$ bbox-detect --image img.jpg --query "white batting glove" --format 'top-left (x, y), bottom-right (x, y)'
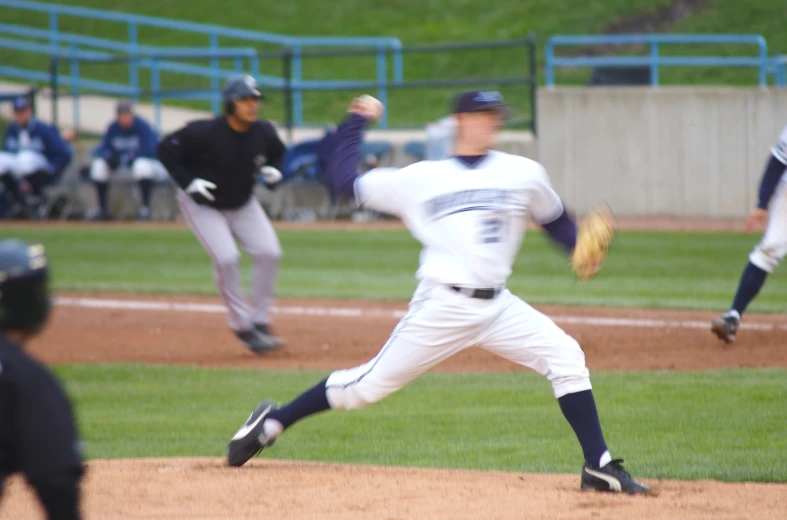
top-left (260, 166), bottom-right (283, 184)
top-left (185, 178), bottom-right (217, 202)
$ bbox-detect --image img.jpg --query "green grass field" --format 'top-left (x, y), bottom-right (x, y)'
top-left (0, 225), bottom-right (785, 312)
top-left (57, 363), bottom-right (787, 482)
top-left (2, 224), bottom-right (784, 484)
top-left (2, 0), bottom-right (785, 125)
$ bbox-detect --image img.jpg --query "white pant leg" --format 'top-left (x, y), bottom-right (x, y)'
top-left (750, 178), bottom-right (787, 273)
top-left (131, 158), bottom-right (169, 181)
top-left (90, 157), bottom-right (111, 182)
top-left (325, 284), bottom-right (487, 410)
top-left (225, 196), bottom-right (282, 325)
top-left (12, 151), bottom-right (48, 178)
top-left (177, 190), bottom-right (252, 331)
top-left (476, 290), bottom-right (591, 399)
top-left (0, 152), bottom-right (16, 176)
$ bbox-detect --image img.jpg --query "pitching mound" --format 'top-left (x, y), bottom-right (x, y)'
top-left (2, 458), bottom-right (784, 519)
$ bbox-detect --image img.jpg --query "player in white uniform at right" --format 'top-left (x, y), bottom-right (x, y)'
top-left (711, 123), bottom-right (787, 343)
top-left (226, 91), bottom-right (651, 494)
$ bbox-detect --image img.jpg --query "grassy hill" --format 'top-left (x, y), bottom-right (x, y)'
top-left (2, 0), bottom-right (785, 126)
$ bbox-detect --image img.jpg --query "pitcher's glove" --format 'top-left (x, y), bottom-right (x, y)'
top-left (570, 207), bottom-right (615, 281)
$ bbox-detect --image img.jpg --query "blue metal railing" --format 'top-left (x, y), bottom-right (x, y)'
top-left (0, 35), bottom-right (272, 129)
top-left (772, 56), bottom-right (787, 87)
top-left (0, 27), bottom-right (270, 83)
top-left (40, 38), bottom-right (538, 137)
top-left (0, 0), bottom-right (404, 125)
top-left (545, 34), bottom-right (773, 87)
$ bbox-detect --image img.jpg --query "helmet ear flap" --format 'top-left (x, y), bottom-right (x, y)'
top-left (225, 101), bottom-right (235, 115)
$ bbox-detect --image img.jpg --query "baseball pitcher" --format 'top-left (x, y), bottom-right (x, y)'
top-left (225, 92), bottom-right (650, 494)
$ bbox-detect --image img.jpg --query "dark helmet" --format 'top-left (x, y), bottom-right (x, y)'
top-left (221, 74), bottom-right (264, 115)
top-left (0, 239), bottom-right (51, 336)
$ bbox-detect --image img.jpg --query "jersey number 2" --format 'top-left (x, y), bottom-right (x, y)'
top-left (479, 217), bottom-right (504, 244)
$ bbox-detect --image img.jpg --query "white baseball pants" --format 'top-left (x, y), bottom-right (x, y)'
top-left (0, 151), bottom-right (49, 178)
top-left (89, 157), bottom-right (169, 182)
top-left (325, 281), bottom-right (592, 410)
top-left (750, 176), bottom-right (787, 273)
top-left (178, 191), bottom-right (282, 331)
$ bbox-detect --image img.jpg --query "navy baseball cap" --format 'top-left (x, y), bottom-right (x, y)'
top-left (452, 90), bottom-right (511, 116)
top-left (116, 100), bottom-right (133, 114)
top-left (12, 95), bottom-right (31, 111)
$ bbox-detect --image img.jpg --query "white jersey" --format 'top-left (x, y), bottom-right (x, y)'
top-left (772, 124), bottom-right (787, 166)
top-left (354, 150), bottom-right (563, 287)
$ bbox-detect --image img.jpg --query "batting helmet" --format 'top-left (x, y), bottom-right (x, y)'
top-left (222, 74), bottom-right (264, 115)
top-left (0, 239), bottom-right (51, 336)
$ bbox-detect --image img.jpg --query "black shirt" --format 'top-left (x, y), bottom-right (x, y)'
top-left (157, 116), bottom-right (287, 210)
top-left (0, 336), bottom-right (83, 492)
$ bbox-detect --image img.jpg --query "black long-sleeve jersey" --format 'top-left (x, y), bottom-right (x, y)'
top-left (157, 116), bottom-right (287, 210)
top-left (0, 336), bottom-right (84, 519)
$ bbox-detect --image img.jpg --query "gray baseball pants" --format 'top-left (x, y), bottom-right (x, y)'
top-left (178, 190), bottom-right (282, 332)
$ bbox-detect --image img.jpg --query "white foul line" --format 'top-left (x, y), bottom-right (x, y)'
top-left (53, 297), bottom-right (787, 331)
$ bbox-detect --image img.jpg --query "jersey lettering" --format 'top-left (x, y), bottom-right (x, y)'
top-left (479, 216), bottom-right (505, 244)
top-left (357, 151), bottom-right (559, 287)
top-left (426, 189), bottom-right (509, 220)
top-left (110, 135), bottom-right (141, 153)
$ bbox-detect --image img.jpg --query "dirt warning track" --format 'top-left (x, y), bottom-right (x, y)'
top-left (31, 292), bottom-right (787, 372)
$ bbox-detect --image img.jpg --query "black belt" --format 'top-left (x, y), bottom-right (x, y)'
top-left (450, 286), bottom-right (503, 300)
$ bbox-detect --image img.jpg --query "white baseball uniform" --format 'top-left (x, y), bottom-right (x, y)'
top-left (89, 156), bottom-right (169, 183)
top-left (324, 152), bottom-right (591, 411)
top-left (0, 128), bottom-right (50, 179)
top-left (750, 124), bottom-right (787, 272)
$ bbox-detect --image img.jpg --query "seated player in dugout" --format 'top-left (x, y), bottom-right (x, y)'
top-left (0, 239), bottom-right (85, 519)
top-left (0, 95), bottom-right (73, 219)
top-left (86, 100), bottom-right (169, 221)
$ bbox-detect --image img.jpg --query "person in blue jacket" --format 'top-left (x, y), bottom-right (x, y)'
top-left (0, 95), bottom-right (72, 219)
top-left (88, 100), bottom-right (168, 220)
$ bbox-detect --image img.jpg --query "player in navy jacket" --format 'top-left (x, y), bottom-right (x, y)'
top-left (87, 100), bottom-right (168, 220)
top-left (0, 95), bottom-right (72, 219)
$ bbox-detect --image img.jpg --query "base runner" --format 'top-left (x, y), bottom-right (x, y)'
top-left (157, 75), bottom-right (287, 353)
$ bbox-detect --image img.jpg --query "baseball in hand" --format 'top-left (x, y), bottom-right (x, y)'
top-left (350, 95), bottom-right (385, 121)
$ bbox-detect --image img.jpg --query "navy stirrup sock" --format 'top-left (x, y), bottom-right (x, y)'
top-left (731, 262), bottom-right (768, 316)
top-left (558, 390), bottom-right (609, 468)
top-left (267, 378), bottom-right (331, 429)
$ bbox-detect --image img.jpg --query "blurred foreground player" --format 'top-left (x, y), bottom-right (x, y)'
top-left (0, 239), bottom-right (84, 519)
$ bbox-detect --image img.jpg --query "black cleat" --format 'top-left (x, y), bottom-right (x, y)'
top-left (711, 314), bottom-right (739, 344)
top-left (581, 459), bottom-right (652, 494)
top-left (253, 323), bottom-right (287, 349)
top-left (235, 329), bottom-right (283, 354)
top-left (226, 399), bottom-right (279, 467)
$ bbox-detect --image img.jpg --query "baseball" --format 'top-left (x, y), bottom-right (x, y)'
top-left (353, 95), bottom-right (385, 121)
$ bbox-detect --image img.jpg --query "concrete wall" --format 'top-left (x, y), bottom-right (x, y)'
top-left (537, 87), bottom-right (787, 218)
